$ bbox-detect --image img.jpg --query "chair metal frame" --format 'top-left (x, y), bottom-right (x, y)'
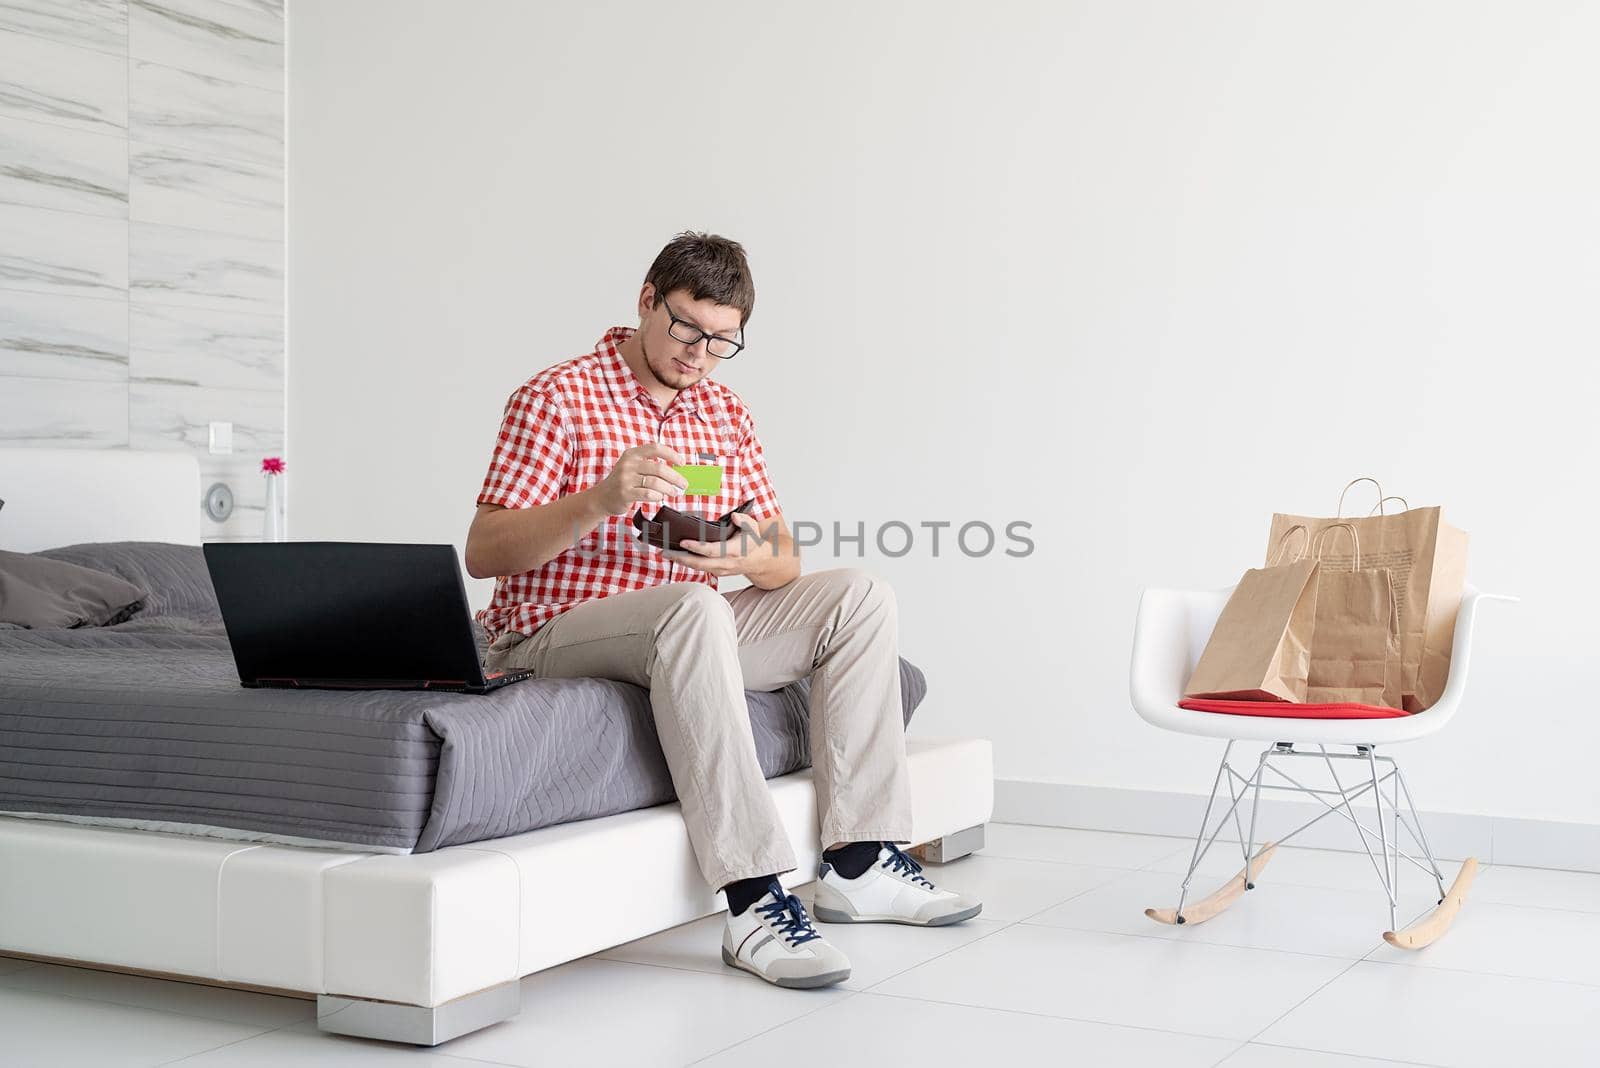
top-left (1131, 585), bottom-right (1513, 942)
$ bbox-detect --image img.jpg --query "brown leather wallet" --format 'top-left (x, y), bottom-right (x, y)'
top-left (631, 500), bottom-right (755, 553)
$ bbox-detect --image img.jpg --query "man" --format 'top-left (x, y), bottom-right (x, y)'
top-left (465, 232), bottom-right (979, 989)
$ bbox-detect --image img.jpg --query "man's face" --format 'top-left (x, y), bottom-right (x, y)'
top-left (637, 286), bottom-right (743, 391)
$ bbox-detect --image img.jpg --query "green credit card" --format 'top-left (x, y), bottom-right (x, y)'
top-left (672, 464), bottom-right (723, 496)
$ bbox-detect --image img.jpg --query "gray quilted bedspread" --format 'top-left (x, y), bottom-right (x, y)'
top-left (0, 617), bottom-right (926, 852)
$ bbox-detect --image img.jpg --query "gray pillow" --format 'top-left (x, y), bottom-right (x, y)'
top-left (33, 542), bottom-right (221, 623)
top-left (0, 550), bottom-right (148, 628)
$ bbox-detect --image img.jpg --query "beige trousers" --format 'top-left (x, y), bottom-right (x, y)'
top-left (482, 567), bottom-right (914, 890)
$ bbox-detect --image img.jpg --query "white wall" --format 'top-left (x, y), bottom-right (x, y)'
top-left (2, 0), bottom-right (285, 541)
top-left (288, 1), bottom-right (1600, 826)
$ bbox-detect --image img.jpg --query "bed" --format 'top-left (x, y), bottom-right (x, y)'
top-left (0, 448), bottom-right (995, 1046)
top-left (0, 590), bottom-right (929, 855)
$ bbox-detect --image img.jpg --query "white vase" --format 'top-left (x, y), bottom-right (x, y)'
top-left (263, 474), bottom-right (283, 542)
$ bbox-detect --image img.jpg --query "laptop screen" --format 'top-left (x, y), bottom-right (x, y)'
top-left (204, 542), bottom-right (487, 687)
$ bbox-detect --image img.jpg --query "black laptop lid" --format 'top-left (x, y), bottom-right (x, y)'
top-left (203, 542), bottom-right (486, 686)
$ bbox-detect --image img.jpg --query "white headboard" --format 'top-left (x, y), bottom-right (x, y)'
top-left (0, 448), bottom-right (203, 552)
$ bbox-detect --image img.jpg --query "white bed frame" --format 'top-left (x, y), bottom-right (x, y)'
top-left (0, 448), bottom-right (995, 1046)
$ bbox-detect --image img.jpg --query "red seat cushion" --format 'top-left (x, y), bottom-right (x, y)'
top-left (1179, 698), bottom-right (1410, 720)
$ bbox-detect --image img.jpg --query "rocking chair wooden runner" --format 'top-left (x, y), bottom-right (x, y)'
top-left (1129, 585), bottom-right (1512, 948)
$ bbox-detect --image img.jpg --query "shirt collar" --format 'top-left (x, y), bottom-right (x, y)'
top-left (596, 326), bottom-right (712, 423)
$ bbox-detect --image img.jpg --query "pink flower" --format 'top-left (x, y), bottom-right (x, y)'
top-left (261, 456), bottom-right (286, 475)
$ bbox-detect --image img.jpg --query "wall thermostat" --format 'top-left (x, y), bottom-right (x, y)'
top-left (203, 482), bottom-right (234, 522)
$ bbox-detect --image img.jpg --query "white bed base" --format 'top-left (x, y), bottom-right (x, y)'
top-left (0, 737), bottom-right (993, 1045)
top-left (0, 448), bottom-right (996, 1045)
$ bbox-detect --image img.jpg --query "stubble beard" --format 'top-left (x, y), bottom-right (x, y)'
top-left (641, 334), bottom-right (702, 391)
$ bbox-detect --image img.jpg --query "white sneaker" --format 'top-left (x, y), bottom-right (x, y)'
top-left (721, 879), bottom-right (851, 989)
top-left (813, 844), bottom-right (983, 926)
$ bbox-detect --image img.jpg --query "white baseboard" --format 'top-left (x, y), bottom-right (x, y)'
top-left (994, 779), bottom-right (1600, 874)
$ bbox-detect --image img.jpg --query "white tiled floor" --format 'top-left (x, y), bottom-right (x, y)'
top-left (3, 823), bottom-right (1598, 1067)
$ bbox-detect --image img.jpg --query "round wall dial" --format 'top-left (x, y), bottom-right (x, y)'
top-left (203, 482), bottom-right (235, 522)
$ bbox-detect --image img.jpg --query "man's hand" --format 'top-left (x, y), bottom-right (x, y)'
top-left (663, 511), bottom-right (783, 579)
top-left (592, 444), bottom-right (689, 515)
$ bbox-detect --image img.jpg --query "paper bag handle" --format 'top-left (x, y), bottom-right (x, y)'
top-left (1312, 522), bottom-right (1362, 571)
top-left (1269, 524), bottom-right (1311, 566)
top-left (1336, 478), bottom-right (1384, 519)
top-left (1367, 495), bottom-right (1409, 516)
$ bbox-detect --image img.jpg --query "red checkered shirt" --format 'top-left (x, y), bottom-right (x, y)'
top-left (475, 327), bottom-right (783, 642)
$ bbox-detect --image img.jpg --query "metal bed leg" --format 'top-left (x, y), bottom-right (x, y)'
top-left (317, 982), bottom-right (520, 1046)
top-left (911, 823), bottom-right (985, 864)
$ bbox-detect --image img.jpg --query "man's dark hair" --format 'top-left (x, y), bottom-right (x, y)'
top-left (644, 231), bottom-right (755, 327)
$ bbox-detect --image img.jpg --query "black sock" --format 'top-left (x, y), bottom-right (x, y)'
top-left (723, 874), bottom-right (779, 916)
top-left (822, 841), bottom-right (884, 880)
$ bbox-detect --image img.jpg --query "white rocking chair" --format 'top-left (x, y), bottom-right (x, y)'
top-left (1129, 585), bottom-right (1514, 948)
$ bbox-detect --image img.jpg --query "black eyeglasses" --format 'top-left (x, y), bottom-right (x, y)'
top-left (661, 297), bottom-right (745, 360)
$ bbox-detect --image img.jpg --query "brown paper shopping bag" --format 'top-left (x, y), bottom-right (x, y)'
top-left (1304, 524), bottom-right (1403, 708)
top-left (1267, 479), bottom-right (1468, 712)
top-left (1185, 527), bottom-right (1320, 703)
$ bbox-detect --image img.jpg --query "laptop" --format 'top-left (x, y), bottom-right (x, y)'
top-left (204, 542), bottom-right (533, 694)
